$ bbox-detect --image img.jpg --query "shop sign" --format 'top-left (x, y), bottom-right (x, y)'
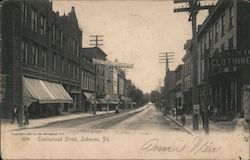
top-left (210, 50), bottom-right (250, 68)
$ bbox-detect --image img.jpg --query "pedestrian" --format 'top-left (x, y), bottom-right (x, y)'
top-left (115, 101), bottom-right (120, 114)
top-left (24, 105), bottom-right (29, 125)
top-left (181, 114), bottom-right (186, 126)
top-left (213, 106), bottom-right (217, 122)
top-left (11, 104), bottom-right (19, 124)
top-left (201, 106), bottom-right (205, 128)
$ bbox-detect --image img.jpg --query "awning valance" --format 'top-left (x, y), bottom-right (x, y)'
top-left (23, 77), bottom-right (73, 104)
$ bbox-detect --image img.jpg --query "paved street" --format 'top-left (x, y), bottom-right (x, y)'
top-left (2, 103), bottom-right (249, 159)
top-left (26, 103), bottom-right (188, 135)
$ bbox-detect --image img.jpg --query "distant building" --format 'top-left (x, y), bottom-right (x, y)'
top-left (1, 1), bottom-right (82, 118)
top-left (197, 0), bottom-right (250, 120)
top-left (174, 65), bottom-right (183, 109)
top-left (182, 39), bottom-right (193, 113)
top-left (80, 50), bottom-right (95, 112)
top-left (81, 47), bottom-right (107, 110)
top-left (163, 70), bottom-right (176, 112)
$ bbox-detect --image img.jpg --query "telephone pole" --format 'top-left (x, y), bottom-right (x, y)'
top-left (159, 52), bottom-right (174, 75)
top-left (90, 35), bottom-right (103, 47)
top-left (173, 0), bottom-right (214, 134)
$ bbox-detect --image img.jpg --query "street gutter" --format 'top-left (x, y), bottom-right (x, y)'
top-left (164, 114), bottom-right (196, 136)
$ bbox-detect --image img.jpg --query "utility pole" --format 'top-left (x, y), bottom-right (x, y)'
top-left (90, 35), bottom-right (103, 47)
top-left (173, 0), bottom-right (214, 134)
top-left (159, 52), bottom-right (174, 75)
top-left (159, 52), bottom-right (174, 113)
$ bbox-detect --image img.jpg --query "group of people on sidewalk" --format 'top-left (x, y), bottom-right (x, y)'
top-left (11, 105), bottom-right (29, 125)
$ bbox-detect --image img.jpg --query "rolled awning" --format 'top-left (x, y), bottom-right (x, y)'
top-left (23, 77), bottom-right (73, 105)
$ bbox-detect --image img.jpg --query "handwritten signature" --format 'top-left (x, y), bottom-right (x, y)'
top-left (141, 138), bottom-right (186, 152)
top-left (141, 136), bottom-right (222, 154)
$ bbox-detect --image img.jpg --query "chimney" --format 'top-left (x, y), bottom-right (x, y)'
top-left (72, 6), bottom-right (75, 11)
top-left (56, 11), bottom-right (59, 16)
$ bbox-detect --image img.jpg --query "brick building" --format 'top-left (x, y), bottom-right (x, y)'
top-left (1, 0), bottom-right (82, 118)
top-left (182, 39), bottom-right (193, 114)
top-left (197, 0), bottom-right (250, 121)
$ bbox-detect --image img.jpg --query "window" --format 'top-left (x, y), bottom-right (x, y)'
top-left (62, 58), bottom-right (65, 73)
top-left (215, 22), bottom-right (219, 42)
top-left (53, 54), bottom-right (56, 72)
top-left (40, 16), bottom-right (46, 36)
top-left (229, 6), bottom-right (234, 29)
top-left (76, 43), bottom-right (79, 57)
top-left (22, 3), bottom-right (28, 26)
top-left (21, 40), bottom-right (28, 63)
top-left (209, 30), bottom-right (212, 47)
top-left (228, 37), bottom-right (234, 50)
top-left (68, 62), bottom-right (71, 75)
top-left (204, 35), bottom-right (207, 51)
top-left (32, 44), bottom-right (38, 66)
top-left (221, 43), bottom-right (225, 52)
top-left (52, 25), bottom-right (56, 43)
top-left (41, 48), bottom-right (47, 68)
top-left (200, 40), bottom-right (203, 55)
top-left (31, 9), bottom-right (38, 32)
top-left (60, 32), bottom-right (63, 48)
top-left (221, 14), bottom-right (225, 36)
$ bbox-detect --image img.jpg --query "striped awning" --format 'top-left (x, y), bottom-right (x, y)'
top-left (23, 77), bottom-right (73, 106)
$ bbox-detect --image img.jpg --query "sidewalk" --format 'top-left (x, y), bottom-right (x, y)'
top-left (166, 114), bottom-right (239, 135)
top-left (1, 106), bottom-right (148, 132)
top-left (1, 110), bottom-right (116, 132)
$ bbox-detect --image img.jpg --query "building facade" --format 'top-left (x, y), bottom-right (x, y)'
top-left (1, 0), bottom-right (82, 118)
top-left (182, 39), bottom-right (193, 114)
top-left (175, 65), bottom-right (183, 110)
top-left (163, 70), bottom-right (176, 112)
top-left (197, 0), bottom-right (250, 121)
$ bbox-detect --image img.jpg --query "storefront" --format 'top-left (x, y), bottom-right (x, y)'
top-left (209, 49), bottom-right (250, 121)
top-left (23, 76), bottom-right (73, 117)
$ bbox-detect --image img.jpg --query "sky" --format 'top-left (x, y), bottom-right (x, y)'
top-left (53, 0), bottom-right (211, 93)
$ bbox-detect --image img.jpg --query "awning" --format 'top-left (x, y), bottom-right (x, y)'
top-left (83, 92), bottom-right (93, 99)
top-left (98, 98), bottom-right (106, 104)
top-left (23, 77), bottom-right (73, 105)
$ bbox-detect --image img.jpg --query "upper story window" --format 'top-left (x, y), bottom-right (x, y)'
top-left (215, 22), bottom-right (219, 42)
top-left (41, 48), bottom-right (47, 68)
top-left (76, 43), bottom-right (79, 57)
top-left (22, 3), bottom-right (28, 26)
top-left (204, 34), bottom-right (207, 51)
top-left (228, 37), bottom-right (234, 50)
top-left (32, 44), bottom-right (38, 66)
top-left (221, 43), bottom-right (225, 52)
top-left (40, 16), bottom-right (46, 36)
top-left (21, 40), bottom-right (28, 63)
top-left (52, 25), bottom-right (56, 43)
top-left (200, 39), bottom-right (203, 55)
top-left (229, 6), bottom-right (234, 29)
top-left (221, 14), bottom-right (225, 37)
top-left (209, 30), bottom-right (212, 47)
top-left (31, 9), bottom-right (38, 32)
top-left (62, 58), bottom-right (65, 74)
top-left (60, 32), bottom-right (63, 48)
top-left (53, 54), bottom-right (57, 72)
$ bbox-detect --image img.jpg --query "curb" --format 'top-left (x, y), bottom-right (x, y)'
top-left (165, 114), bottom-right (196, 135)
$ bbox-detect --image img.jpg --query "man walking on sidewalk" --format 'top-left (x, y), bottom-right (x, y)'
top-left (11, 105), bottom-right (19, 124)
